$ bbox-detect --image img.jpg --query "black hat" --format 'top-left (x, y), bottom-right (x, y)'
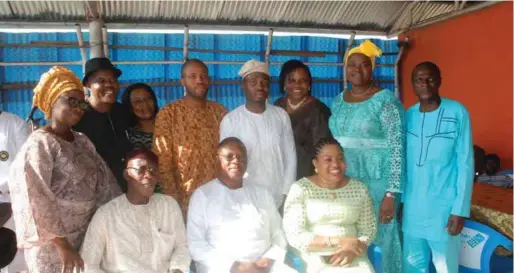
top-left (0, 228), bottom-right (17, 268)
top-left (82, 57), bottom-right (122, 85)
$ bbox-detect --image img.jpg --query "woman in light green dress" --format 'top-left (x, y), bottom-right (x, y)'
top-left (283, 138), bottom-right (376, 273)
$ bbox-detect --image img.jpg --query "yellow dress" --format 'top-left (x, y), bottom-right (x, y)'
top-left (283, 178), bottom-right (376, 273)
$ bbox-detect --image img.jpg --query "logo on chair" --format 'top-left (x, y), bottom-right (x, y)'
top-left (0, 151), bottom-right (9, 161)
top-left (467, 233), bottom-right (486, 248)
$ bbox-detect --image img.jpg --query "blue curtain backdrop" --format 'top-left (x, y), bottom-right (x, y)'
top-left (0, 32), bottom-right (398, 121)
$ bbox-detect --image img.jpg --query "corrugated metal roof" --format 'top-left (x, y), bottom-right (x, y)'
top-left (0, 1), bottom-right (487, 35)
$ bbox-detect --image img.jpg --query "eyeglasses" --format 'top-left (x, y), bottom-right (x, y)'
top-left (60, 95), bottom-right (90, 110)
top-left (218, 154), bottom-right (245, 161)
top-left (127, 166), bottom-right (156, 176)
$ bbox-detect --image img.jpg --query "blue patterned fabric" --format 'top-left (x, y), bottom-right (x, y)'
top-left (329, 89), bottom-right (405, 273)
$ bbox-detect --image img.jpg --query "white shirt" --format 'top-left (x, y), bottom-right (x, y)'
top-left (187, 179), bottom-right (289, 273)
top-left (80, 194), bottom-right (191, 273)
top-left (0, 112), bottom-right (30, 202)
top-left (0, 112), bottom-right (29, 273)
top-left (220, 104), bottom-right (297, 206)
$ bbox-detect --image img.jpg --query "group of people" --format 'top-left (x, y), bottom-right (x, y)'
top-left (0, 39), bottom-right (474, 273)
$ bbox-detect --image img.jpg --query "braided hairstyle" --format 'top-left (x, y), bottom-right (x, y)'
top-left (312, 138), bottom-right (343, 160)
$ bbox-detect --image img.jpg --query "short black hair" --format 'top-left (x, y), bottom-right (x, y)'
top-left (181, 59), bottom-right (208, 78)
top-left (278, 60), bottom-right (312, 94)
top-left (218, 137), bottom-right (247, 153)
top-left (412, 61), bottom-right (442, 81)
top-left (485, 153), bottom-right (501, 175)
top-left (124, 148), bottom-right (159, 169)
top-left (312, 138), bottom-right (342, 160)
top-left (121, 83), bottom-right (159, 127)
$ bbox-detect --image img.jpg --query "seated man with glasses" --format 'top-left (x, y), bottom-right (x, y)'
top-left (188, 137), bottom-right (296, 273)
top-left (80, 148), bottom-right (191, 273)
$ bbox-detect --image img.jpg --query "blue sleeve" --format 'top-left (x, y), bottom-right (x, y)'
top-left (451, 108), bottom-right (474, 217)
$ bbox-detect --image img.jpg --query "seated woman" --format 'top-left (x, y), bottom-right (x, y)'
top-left (283, 138), bottom-right (376, 273)
top-left (80, 148), bottom-right (190, 273)
top-left (121, 83), bottom-right (159, 149)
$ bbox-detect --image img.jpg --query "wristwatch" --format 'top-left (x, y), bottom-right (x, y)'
top-left (385, 192), bottom-right (395, 199)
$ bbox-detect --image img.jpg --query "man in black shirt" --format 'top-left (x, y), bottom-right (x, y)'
top-left (74, 58), bottom-right (131, 191)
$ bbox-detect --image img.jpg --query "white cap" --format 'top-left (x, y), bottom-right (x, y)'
top-left (238, 59), bottom-right (270, 79)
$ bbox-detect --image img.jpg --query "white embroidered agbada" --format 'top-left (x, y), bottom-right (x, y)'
top-left (80, 194), bottom-right (190, 273)
top-left (187, 179), bottom-right (296, 273)
top-left (219, 104), bottom-right (297, 206)
top-left (0, 111), bottom-right (30, 273)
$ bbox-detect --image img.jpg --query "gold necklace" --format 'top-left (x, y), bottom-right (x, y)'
top-left (317, 176), bottom-right (342, 199)
top-left (287, 96), bottom-right (308, 111)
top-left (349, 82), bottom-right (374, 98)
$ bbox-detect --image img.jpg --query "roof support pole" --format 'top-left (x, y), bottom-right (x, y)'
top-left (102, 25), bottom-right (109, 58)
top-left (183, 25), bottom-right (189, 62)
top-left (342, 31), bottom-right (355, 91)
top-left (75, 24), bottom-right (87, 74)
top-left (394, 37), bottom-right (408, 99)
top-left (265, 28), bottom-right (274, 66)
top-left (89, 18), bottom-right (104, 58)
top-left (87, 0), bottom-right (103, 58)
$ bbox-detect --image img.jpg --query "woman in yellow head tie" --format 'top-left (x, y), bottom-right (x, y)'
top-left (328, 40), bottom-right (405, 273)
top-left (8, 66), bottom-right (121, 273)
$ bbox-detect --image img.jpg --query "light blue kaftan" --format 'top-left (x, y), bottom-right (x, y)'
top-left (329, 89), bottom-right (404, 273)
top-left (402, 98), bottom-right (474, 273)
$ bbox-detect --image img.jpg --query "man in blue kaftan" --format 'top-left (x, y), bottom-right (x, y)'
top-left (402, 62), bottom-right (474, 273)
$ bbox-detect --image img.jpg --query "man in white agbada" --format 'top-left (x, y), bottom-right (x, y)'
top-left (0, 111), bottom-right (30, 273)
top-left (187, 137), bottom-right (297, 273)
top-left (80, 148), bottom-right (190, 273)
top-left (219, 59), bottom-right (297, 208)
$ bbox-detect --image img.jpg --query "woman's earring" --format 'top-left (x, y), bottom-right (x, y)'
top-left (314, 168), bottom-right (318, 173)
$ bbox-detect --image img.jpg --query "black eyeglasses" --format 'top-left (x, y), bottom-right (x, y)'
top-left (60, 95), bottom-right (90, 110)
top-left (218, 154), bottom-right (245, 161)
top-left (127, 166), bottom-right (156, 176)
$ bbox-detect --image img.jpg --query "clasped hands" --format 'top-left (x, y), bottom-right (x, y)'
top-left (325, 237), bottom-right (367, 268)
top-left (230, 257), bottom-right (275, 273)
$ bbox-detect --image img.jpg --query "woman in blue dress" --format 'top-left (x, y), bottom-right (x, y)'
top-left (329, 40), bottom-right (404, 273)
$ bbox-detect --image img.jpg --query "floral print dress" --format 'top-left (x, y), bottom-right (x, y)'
top-left (8, 130), bottom-right (121, 273)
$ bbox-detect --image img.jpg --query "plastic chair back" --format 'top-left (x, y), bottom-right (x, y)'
top-left (459, 220), bottom-right (513, 273)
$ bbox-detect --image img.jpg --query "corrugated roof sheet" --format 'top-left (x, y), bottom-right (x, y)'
top-left (0, 1), bottom-right (484, 35)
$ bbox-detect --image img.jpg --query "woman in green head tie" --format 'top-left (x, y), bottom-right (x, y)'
top-left (329, 40), bottom-right (405, 273)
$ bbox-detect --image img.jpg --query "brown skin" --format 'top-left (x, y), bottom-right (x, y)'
top-left (180, 62), bottom-right (210, 108)
top-left (344, 53), bottom-right (382, 103)
top-left (217, 142), bottom-right (273, 273)
top-left (345, 53), bottom-right (395, 224)
top-left (130, 88), bottom-right (156, 133)
top-left (86, 70), bottom-right (120, 113)
top-left (44, 90), bottom-right (86, 273)
top-left (412, 66), bottom-right (442, 113)
top-left (123, 157), bottom-right (159, 205)
top-left (307, 144), bottom-right (367, 267)
top-left (284, 68), bottom-right (312, 111)
top-left (44, 89), bottom-right (86, 142)
top-left (242, 72), bottom-right (270, 114)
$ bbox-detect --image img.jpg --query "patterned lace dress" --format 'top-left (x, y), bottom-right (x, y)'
top-left (8, 130), bottom-right (121, 273)
top-left (328, 89), bottom-right (405, 273)
top-left (283, 178), bottom-right (376, 273)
